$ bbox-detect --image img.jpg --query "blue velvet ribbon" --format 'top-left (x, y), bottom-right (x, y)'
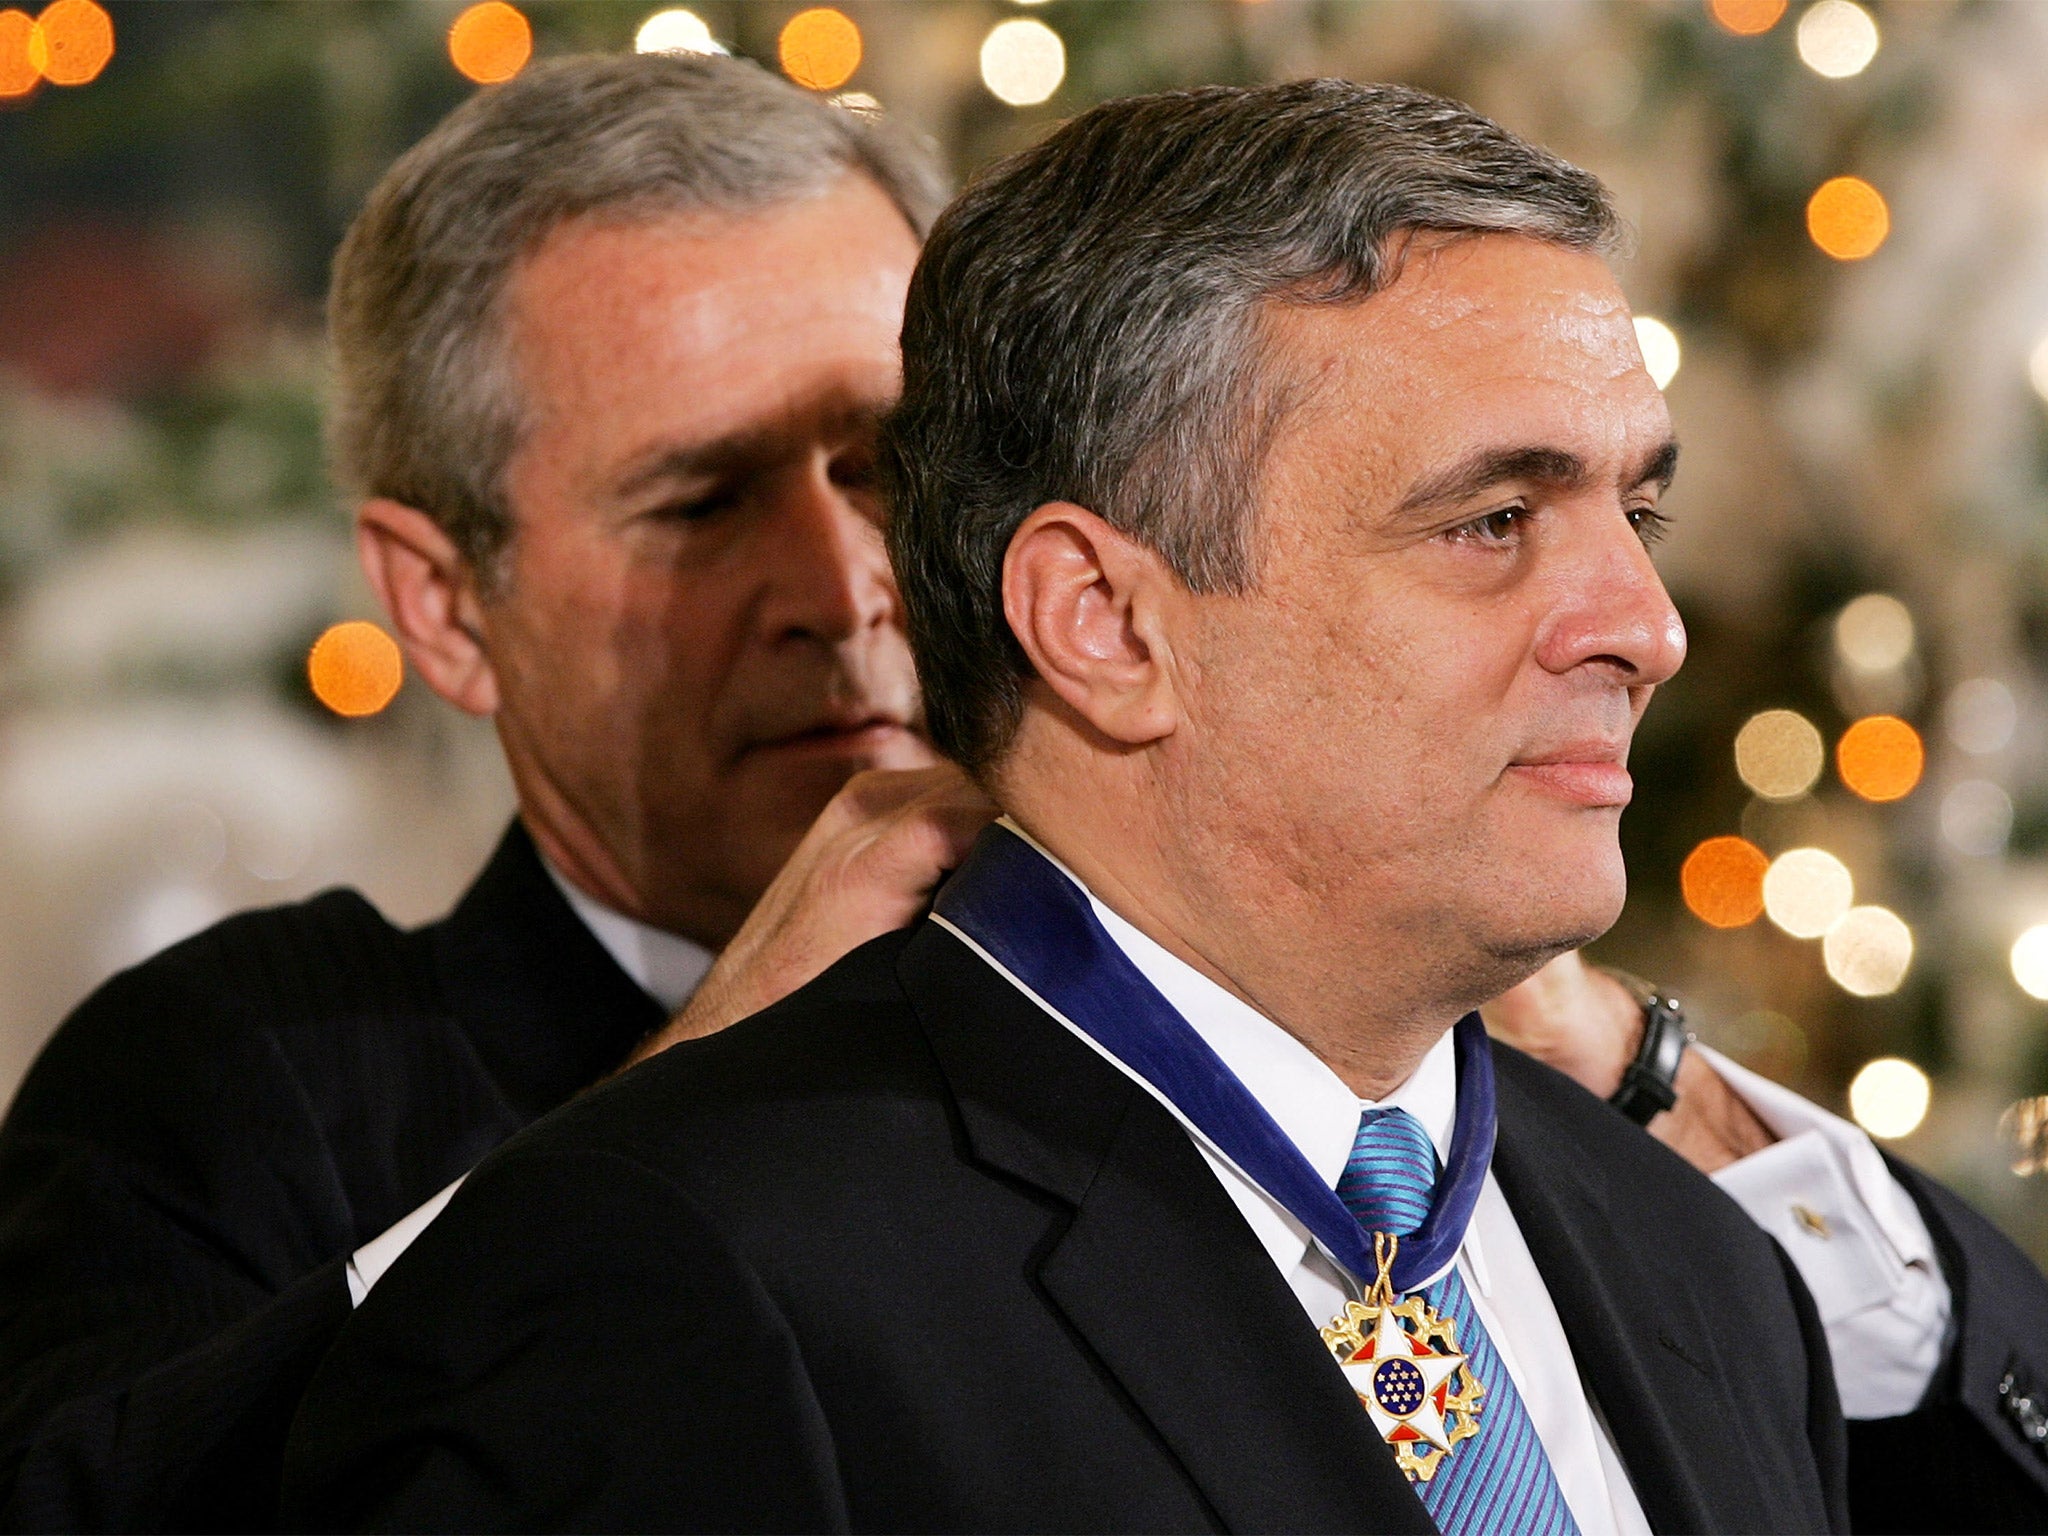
top-left (932, 823), bottom-right (1496, 1295)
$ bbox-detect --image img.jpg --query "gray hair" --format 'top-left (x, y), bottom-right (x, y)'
top-left (882, 79), bottom-right (1623, 775)
top-left (330, 51), bottom-right (947, 578)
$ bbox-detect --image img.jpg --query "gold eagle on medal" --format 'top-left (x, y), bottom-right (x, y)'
top-left (1320, 1234), bottom-right (1485, 1483)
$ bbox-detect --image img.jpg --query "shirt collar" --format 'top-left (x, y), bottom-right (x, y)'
top-left (998, 819), bottom-right (1468, 1288)
top-left (1085, 889), bottom-right (1460, 1183)
top-left (541, 859), bottom-right (715, 1016)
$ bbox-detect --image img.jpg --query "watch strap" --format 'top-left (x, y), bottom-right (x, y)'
top-left (1600, 968), bottom-right (1690, 1125)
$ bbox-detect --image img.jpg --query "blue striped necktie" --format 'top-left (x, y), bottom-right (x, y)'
top-left (1338, 1107), bottom-right (1582, 1536)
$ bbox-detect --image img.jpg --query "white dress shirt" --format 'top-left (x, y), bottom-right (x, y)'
top-left (344, 863), bottom-right (713, 1306)
top-left (546, 866), bottom-right (716, 1016)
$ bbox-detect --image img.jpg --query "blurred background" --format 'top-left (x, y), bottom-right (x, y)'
top-left (3, 0), bottom-right (2048, 1262)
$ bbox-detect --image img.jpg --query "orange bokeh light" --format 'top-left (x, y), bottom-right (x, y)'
top-left (29, 0), bottom-right (110, 85)
top-left (448, 1), bottom-right (531, 85)
top-left (309, 621), bottom-right (404, 718)
top-left (779, 7), bottom-right (861, 91)
top-left (1708, 0), bottom-right (1786, 35)
top-left (1807, 176), bottom-right (1889, 261)
top-left (0, 9), bottom-right (38, 97)
top-left (1682, 836), bottom-right (1769, 929)
top-left (1837, 715), bottom-right (1923, 802)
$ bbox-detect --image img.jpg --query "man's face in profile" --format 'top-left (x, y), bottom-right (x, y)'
top-left (1174, 233), bottom-right (1686, 995)
top-left (480, 175), bottom-right (936, 943)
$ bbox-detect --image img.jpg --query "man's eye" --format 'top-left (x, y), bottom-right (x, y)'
top-left (830, 446), bottom-right (880, 492)
top-left (652, 489), bottom-right (739, 523)
top-left (1448, 507), bottom-right (1524, 545)
top-left (1630, 505), bottom-right (1672, 547)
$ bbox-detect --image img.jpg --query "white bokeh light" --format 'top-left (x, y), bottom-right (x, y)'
top-left (1633, 316), bottom-right (1681, 389)
top-left (635, 8), bottom-right (722, 54)
top-left (1823, 906), bottom-right (1913, 997)
top-left (2011, 924), bottom-right (2048, 1001)
top-left (1941, 780), bottom-right (2013, 857)
top-left (1797, 0), bottom-right (1879, 79)
top-left (1763, 847), bottom-right (1853, 939)
top-left (1834, 593), bottom-right (1914, 672)
top-left (980, 18), bottom-right (1064, 106)
top-left (1848, 1058), bottom-right (1929, 1139)
top-left (1945, 677), bottom-right (2017, 755)
top-left (152, 798), bottom-right (227, 880)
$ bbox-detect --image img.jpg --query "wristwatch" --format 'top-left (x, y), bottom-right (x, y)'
top-left (1598, 967), bottom-right (1692, 1125)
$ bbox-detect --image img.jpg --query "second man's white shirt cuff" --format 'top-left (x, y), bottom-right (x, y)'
top-left (1698, 1044), bottom-right (1950, 1418)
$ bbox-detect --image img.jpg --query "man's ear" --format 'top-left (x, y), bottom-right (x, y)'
top-left (355, 498), bottom-right (500, 717)
top-left (1001, 502), bottom-right (1180, 748)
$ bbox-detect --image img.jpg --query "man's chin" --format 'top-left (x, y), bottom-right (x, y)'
top-left (1478, 848), bottom-right (1627, 962)
top-left (1481, 921), bottom-right (1607, 977)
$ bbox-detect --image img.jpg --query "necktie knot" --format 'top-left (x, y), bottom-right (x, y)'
top-left (1337, 1106), bottom-right (1439, 1239)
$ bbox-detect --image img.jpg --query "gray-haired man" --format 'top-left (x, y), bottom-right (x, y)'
top-left (0, 52), bottom-right (987, 1531)
top-left (280, 77), bottom-right (2048, 1533)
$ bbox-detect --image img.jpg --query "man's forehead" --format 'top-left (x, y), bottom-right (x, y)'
top-left (1257, 234), bottom-right (1668, 508)
top-left (509, 192), bottom-right (915, 356)
top-left (1274, 234), bottom-right (1635, 370)
top-left (500, 180), bottom-right (917, 470)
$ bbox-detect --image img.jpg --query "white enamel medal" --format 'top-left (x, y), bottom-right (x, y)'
top-left (1321, 1233), bottom-right (1486, 1483)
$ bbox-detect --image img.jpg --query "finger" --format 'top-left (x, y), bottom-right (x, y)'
top-left (782, 768), bottom-right (959, 869)
top-left (902, 778), bottom-right (1001, 856)
top-left (828, 763), bottom-right (975, 826)
top-left (851, 792), bottom-right (999, 897)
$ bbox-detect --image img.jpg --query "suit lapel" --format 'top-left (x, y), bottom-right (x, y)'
top-left (900, 921), bottom-right (1433, 1535)
top-left (429, 821), bottom-right (665, 1117)
top-left (1489, 1048), bottom-right (1742, 1534)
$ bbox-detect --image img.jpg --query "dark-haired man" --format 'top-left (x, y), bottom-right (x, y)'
top-left (0, 51), bottom-right (987, 1531)
top-left (285, 78), bottom-right (2047, 1533)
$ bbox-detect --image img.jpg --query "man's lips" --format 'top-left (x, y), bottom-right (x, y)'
top-left (746, 717), bottom-right (916, 757)
top-left (1505, 744), bottom-right (1633, 807)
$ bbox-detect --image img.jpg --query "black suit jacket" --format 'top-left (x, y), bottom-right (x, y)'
top-left (1842, 1160), bottom-right (2048, 1532)
top-left (0, 823), bottom-right (662, 1532)
top-left (282, 919), bottom-right (1849, 1534)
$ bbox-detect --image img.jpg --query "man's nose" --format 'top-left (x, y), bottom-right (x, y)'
top-left (1533, 510), bottom-right (1687, 686)
top-left (760, 456), bottom-right (899, 645)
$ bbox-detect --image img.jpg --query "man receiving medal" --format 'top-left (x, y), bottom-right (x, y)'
top-left (283, 80), bottom-right (2043, 1532)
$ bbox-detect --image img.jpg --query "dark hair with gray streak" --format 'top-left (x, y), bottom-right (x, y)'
top-left (330, 51), bottom-right (946, 579)
top-left (882, 79), bottom-right (1622, 774)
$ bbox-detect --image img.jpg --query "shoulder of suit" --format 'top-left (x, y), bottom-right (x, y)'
top-left (1489, 1035), bottom-right (1793, 1253)
top-left (7, 885), bottom-right (423, 1136)
top-left (1490, 1032), bottom-right (1700, 1167)
top-left (478, 925), bottom-right (932, 1181)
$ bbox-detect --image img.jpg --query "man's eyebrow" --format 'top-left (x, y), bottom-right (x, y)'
top-left (610, 400), bottom-right (892, 501)
top-left (1392, 446), bottom-right (1589, 519)
top-left (1636, 438), bottom-right (1680, 493)
top-left (1390, 437), bottom-right (1682, 522)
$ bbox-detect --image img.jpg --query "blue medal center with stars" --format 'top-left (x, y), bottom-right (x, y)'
top-left (1372, 1355), bottom-right (1428, 1417)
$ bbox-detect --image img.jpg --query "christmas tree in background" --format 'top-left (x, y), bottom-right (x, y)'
top-left (1, 0), bottom-right (2045, 1258)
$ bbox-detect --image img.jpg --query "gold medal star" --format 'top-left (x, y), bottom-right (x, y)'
top-left (1340, 1304), bottom-right (1469, 1453)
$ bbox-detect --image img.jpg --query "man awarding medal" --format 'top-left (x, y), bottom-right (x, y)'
top-left (283, 81), bottom-right (2047, 1533)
